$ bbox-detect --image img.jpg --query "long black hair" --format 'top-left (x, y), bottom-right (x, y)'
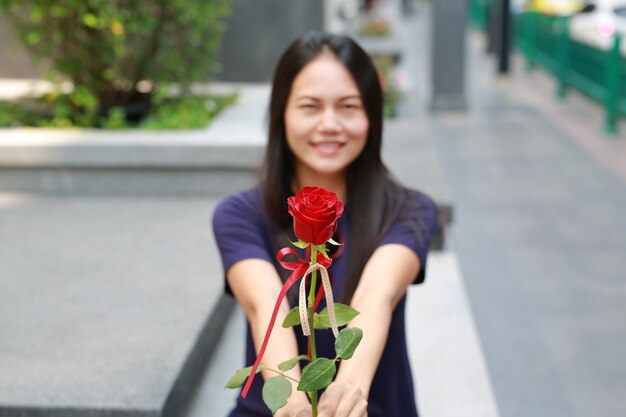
top-left (261, 31), bottom-right (423, 303)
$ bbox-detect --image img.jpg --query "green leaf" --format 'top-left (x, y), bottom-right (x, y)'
top-left (291, 239), bottom-right (309, 249)
top-left (314, 303), bottom-right (360, 329)
top-left (297, 358), bottom-right (336, 392)
top-left (316, 244), bottom-right (329, 260)
top-left (335, 328), bottom-right (363, 360)
top-left (282, 306), bottom-right (300, 328)
top-left (225, 365), bottom-right (263, 389)
top-left (278, 355), bottom-right (308, 372)
top-left (262, 376), bottom-right (292, 414)
top-left (82, 13), bottom-right (99, 28)
top-left (328, 237), bottom-right (341, 246)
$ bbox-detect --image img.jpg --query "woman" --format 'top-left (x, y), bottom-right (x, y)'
top-left (213, 31), bottom-right (439, 417)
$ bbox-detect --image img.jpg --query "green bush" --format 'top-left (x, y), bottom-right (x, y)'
top-left (0, 92), bottom-right (237, 129)
top-left (0, 0), bottom-right (231, 126)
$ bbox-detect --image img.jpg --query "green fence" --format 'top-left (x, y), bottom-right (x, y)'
top-left (468, 0), bottom-right (490, 32)
top-left (515, 12), bottom-right (626, 134)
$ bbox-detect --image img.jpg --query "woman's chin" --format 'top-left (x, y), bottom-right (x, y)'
top-left (301, 164), bottom-right (348, 178)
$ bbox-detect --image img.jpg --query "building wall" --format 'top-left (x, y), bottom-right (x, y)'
top-left (215, 0), bottom-right (325, 82)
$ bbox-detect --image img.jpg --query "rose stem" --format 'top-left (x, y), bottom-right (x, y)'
top-left (307, 245), bottom-right (319, 417)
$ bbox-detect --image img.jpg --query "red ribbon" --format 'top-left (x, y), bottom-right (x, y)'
top-left (241, 247), bottom-right (331, 398)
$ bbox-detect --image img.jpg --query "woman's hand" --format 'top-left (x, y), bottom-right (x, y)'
top-left (317, 380), bottom-right (368, 417)
top-left (275, 394), bottom-right (313, 417)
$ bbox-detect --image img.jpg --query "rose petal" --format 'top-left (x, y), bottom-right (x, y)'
top-left (314, 222), bottom-right (338, 245)
top-left (293, 217), bottom-right (314, 243)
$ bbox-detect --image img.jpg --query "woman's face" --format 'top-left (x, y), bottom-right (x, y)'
top-left (284, 52), bottom-right (369, 181)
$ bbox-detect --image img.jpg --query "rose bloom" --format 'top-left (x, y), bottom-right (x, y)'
top-left (287, 186), bottom-right (344, 245)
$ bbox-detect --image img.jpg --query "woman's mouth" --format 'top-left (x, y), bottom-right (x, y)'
top-left (312, 141), bottom-right (344, 156)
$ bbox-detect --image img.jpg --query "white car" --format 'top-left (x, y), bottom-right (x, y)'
top-left (569, 0), bottom-right (626, 53)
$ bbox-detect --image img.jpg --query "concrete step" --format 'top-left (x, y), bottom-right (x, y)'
top-left (0, 193), bottom-right (233, 417)
top-left (182, 307), bottom-right (245, 417)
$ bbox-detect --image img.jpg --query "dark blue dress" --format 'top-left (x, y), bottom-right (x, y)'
top-left (213, 187), bottom-right (439, 417)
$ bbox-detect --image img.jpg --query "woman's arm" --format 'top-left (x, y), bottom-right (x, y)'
top-left (228, 259), bottom-right (311, 417)
top-left (317, 243), bottom-right (421, 417)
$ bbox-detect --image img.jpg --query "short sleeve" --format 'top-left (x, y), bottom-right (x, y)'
top-left (212, 189), bottom-right (274, 295)
top-left (377, 191), bottom-right (440, 284)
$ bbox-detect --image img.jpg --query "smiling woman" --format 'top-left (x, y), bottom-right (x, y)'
top-left (212, 31), bottom-right (440, 417)
top-left (284, 51), bottom-right (369, 198)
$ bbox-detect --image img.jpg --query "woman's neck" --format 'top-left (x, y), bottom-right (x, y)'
top-left (293, 167), bottom-right (347, 203)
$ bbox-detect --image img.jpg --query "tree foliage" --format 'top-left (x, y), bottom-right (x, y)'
top-left (0, 0), bottom-right (231, 120)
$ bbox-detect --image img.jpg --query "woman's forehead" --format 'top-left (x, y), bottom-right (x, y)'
top-left (290, 54), bottom-right (361, 98)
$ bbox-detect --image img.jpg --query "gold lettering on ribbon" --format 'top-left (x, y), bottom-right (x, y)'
top-left (298, 263), bottom-right (339, 338)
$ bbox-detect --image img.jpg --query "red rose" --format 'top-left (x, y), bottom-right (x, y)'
top-left (287, 186), bottom-right (344, 245)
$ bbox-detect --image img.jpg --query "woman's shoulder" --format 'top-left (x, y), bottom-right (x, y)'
top-left (401, 188), bottom-right (439, 221)
top-left (212, 187), bottom-right (274, 285)
top-left (213, 187), bottom-right (263, 221)
top-left (393, 187), bottom-right (440, 246)
top-left (213, 187), bottom-right (265, 229)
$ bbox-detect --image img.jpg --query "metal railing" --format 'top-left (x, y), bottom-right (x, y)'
top-left (515, 12), bottom-right (625, 133)
top-left (467, 0), bottom-right (626, 134)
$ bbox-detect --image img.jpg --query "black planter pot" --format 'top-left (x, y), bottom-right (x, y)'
top-left (97, 99), bottom-right (152, 124)
top-left (97, 91), bottom-right (153, 124)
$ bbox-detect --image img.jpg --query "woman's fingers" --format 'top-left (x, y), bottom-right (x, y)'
top-left (275, 406), bottom-right (312, 417)
top-left (274, 395), bottom-right (312, 417)
top-left (317, 384), bottom-right (341, 415)
top-left (318, 381), bottom-right (367, 417)
top-left (347, 396), bottom-right (368, 417)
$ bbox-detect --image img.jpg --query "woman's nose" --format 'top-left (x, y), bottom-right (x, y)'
top-left (318, 108), bottom-right (340, 132)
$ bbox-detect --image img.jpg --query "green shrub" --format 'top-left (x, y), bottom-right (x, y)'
top-left (0, 92), bottom-right (237, 129)
top-left (0, 0), bottom-right (231, 125)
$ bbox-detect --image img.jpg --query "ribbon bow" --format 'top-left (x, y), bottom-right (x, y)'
top-left (241, 247), bottom-right (338, 398)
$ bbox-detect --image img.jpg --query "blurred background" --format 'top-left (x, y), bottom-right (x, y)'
top-left (1, 1), bottom-right (625, 417)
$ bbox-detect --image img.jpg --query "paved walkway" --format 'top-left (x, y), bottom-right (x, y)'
top-left (437, 22), bottom-right (626, 417)
top-left (436, 28), bottom-right (626, 417)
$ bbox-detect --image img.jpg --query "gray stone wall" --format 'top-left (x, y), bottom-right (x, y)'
top-left (215, 0), bottom-right (325, 82)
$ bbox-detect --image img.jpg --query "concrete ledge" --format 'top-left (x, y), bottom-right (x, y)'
top-left (0, 83), bottom-right (269, 195)
top-left (0, 168), bottom-right (259, 196)
top-left (0, 143), bottom-right (263, 169)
